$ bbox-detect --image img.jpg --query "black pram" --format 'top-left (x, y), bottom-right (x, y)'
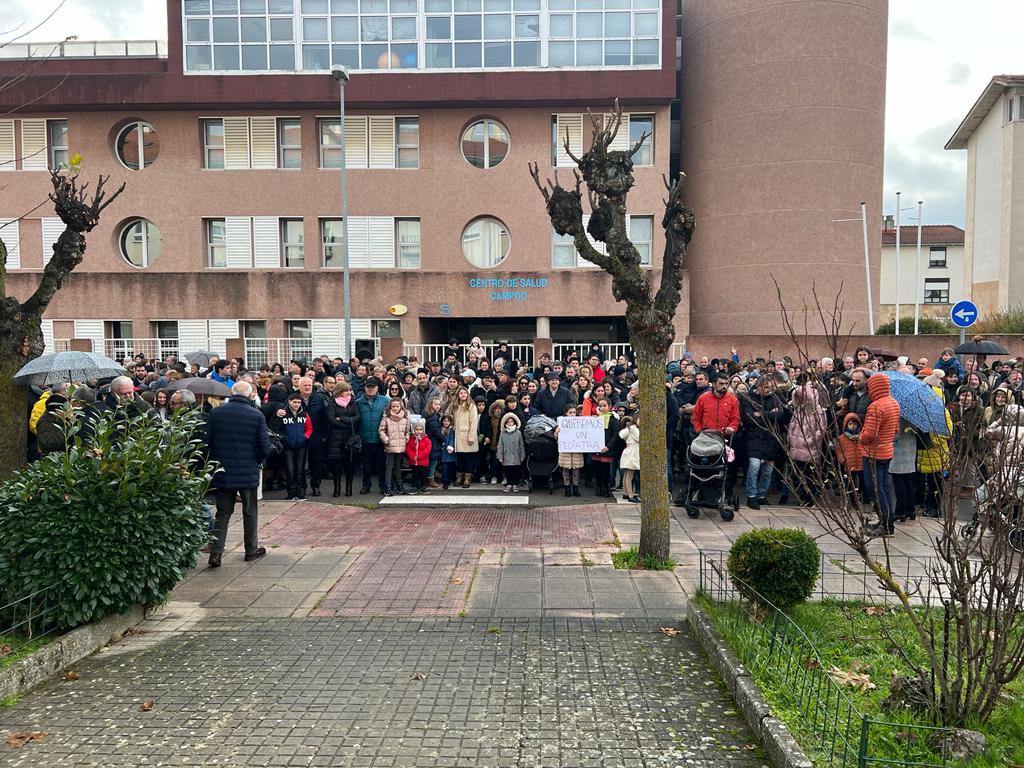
top-left (524, 415), bottom-right (559, 493)
top-left (676, 430), bottom-right (738, 521)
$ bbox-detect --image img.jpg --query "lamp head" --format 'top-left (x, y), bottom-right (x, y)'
top-left (330, 65), bottom-right (350, 83)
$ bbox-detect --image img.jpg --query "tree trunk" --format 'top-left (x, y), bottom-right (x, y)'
top-left (0, 309), bottom-right (42, 480)
top-left (631, 317), bottom-right (670, 563)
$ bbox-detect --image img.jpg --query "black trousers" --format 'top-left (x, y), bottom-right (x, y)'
top-left (284, 447), bottom-right (307, 498)
top-left (306, 437), bottom-right (325, 489)
top-left (212, 487), bottom-right (259, 556)
top-left (329, 448), bottom-right (355, 485)
top-left (361, 442), bottom-right (386, 491)
top-left (892, 472), bottom-right (916, 520)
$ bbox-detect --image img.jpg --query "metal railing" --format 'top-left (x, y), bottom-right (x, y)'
top-left (0, 583), bottom-right (64, 658)
top-left (0, 40), bottom-right (167, 59)
top-left (403, 343), bottom-right (534, 366)
top-left (552, 341), bottom-right (688, 363)
top-left (105, 338), bottom-right (181, 363)
top-left (246, 338), bottom-right (380, 368)
top-left (698, 551), bottom-right (950, 768)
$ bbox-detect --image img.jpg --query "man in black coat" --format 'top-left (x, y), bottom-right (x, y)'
top-left (535, 372), bottom-right (575, 418)
top-left (205, 381), bottom-right (274, 568)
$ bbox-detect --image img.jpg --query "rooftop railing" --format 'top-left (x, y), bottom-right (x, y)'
top-left (0, 40), bottom-right (167, 60)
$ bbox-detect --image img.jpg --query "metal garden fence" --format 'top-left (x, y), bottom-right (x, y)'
top-left (698, 551), bottom-right (951, 768)
top-left (0, 583), bottom-right (64, 659)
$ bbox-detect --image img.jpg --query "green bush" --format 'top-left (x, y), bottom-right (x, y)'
top-left (973, 305), bottom-right (1024, 335)
top-left (876, 316), bottom-right (954, 335)
top-left (727, 528), bottom-right (820, 610)
top-left (0, 410), bottom-right (212, 629)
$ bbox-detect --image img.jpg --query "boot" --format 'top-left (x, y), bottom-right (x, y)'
top-left (462, 474), bottom-right (471, 489)
top-left (572, 484), bottom-right (581, 497)
top-left (332, 478), bottom-right (341, 498)
top-left (565, 484), bottom-right (572, 497)
top-left (454, 473), bottom-right (463, 488)
top-left (344, 478), bottom-right (353, 497)
top-left (310, 485), bottom-right (321, 497)
top-left (427, 478), bottom-right (440, 489)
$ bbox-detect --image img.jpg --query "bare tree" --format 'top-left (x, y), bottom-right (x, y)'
top-left (530, 101), bottom-right (695, 562)
top-left (0, 170), bottom-right (124, 478)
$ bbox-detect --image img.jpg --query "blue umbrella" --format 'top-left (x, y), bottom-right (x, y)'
top-left (878, 370), bottom-right (949, 436)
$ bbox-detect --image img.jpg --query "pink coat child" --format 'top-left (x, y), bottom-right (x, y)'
top-left (786, 383), bottom-right (828, 463)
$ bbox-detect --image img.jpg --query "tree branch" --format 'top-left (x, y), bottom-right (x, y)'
top-left (654, 173), bottom-right (694, 314)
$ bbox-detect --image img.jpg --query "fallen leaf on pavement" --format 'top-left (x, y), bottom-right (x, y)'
top-left (0, 644), bottom-right (12, 657)
top-left (452, 577), bottom-right (464, 585)
top-left (5, 733), bottom-right (46, 748)
top-left (828, 665), bottom-right (876, 692)
top-left (861, 606), bottom-right (886, 616)
top-left (62, 670), bottom-right (80, 682)
top-left (410, 673), bottom-right (428, 681)
top-left (659, 627), bottom-right (681, 637)
top-left (139, 699), bottom-right (156, 711)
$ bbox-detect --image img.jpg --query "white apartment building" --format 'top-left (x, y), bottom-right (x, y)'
top-left (879, 224), bottom-right (965, 323)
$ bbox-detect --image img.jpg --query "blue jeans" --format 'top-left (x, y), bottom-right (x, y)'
top-left (862, 458), bottom-right (895, 531)
top-left (746, 458), bottom-right (774, 500)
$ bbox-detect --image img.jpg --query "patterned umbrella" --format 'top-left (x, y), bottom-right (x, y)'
top-left (13, 351), bottom-right (125, 387)
top-left (878, 370), bottom-right (949, 436)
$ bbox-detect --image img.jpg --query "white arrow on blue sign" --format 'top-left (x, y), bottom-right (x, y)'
top-left (950, 300), bottom-right (979, 328)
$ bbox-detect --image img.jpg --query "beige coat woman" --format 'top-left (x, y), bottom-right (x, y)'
top-left (454, 404), bottom-right (480, 454)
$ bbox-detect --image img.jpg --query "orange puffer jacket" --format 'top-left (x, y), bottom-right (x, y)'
top-left (859, 375), bottom-right (900, 461)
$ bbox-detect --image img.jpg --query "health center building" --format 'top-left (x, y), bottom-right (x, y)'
top-left (0, 0), bottom-right (888, 365)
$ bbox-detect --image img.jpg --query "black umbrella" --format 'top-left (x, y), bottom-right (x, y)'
top-left (954, 338), bottom-right (1009, 356)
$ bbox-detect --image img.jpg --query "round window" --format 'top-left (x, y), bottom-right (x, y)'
top-left (119, 219), bottom-right (162, 268)
top-left (461, 217), bottom-right (510, 268)
top-left (461, 119), bottom-right (509, 169)
top-left (115, 121), bottom-right (159, 170)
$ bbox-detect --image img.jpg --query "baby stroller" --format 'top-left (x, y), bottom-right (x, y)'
top-left (960, 475), bottom-right (1024, 553)
top-left (677, 430), bottom-right (738, 521)
top-left (524, 415), bottom-right (559, 493)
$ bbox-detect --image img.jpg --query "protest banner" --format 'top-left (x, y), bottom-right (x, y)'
top-left (556, 416), bottom-right (606, 453)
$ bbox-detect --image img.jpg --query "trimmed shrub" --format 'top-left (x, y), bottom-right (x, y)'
top-left (876, 316), bottom-right (954, 335)
top-left (727, 528), bottom-right (820, 610)
top-left (0, 410), bottom-right (212, 629)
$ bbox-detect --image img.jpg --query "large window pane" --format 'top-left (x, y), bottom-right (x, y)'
top-left (361, 16), bottom-right (388, 40)
top-left (550, 13), bottom-right (572, 37)
top-left (242, 44), bottom-right (268, 68)
top-left (302, 43), bottom-right (330, 67)
top-left (484, 14), bottom-right (510, 38)
top-left (397, 219), bottom-right (421, 268)
top-left (634, 11), bottom-right (658, 36)
top-left (390, 0), bottom-right (416, 10)
top-left (270, 17), bottom-right (294, 40)
top-left (241, 0), bottom-right (267, 11)
top-left (213, 0), bottom-right (239, 12)
top-left (514, 14), bottom-right (538, 37)
top-left (331, 43), bottom-right (359, 66)
top-left (484, 41), bottom-right (510, 66)
top-left (576, 12), bottom-right (601, 36)
top-left (360, 0), bottom-right (387, 10)
top-left (302, 0), bottom-right (329, 10)
top-left (331, 0), bottom-right (357, 9)
top-left (361, 43), bottom-right (388, 67)
top-left (425, 0), bottom-right (450, 10)
top-left (392, 42), bottom-right (418, 67)
top-left (186, 44), bottom-right (213, 70)
top-left (548, 40), bottom-right (573, 66)
top-left (392, 16), bottom-right (417, 39)
top-left (484, 0), bottom-right (510, 9)
top-left (576, 40), bottom-right (600, 65)
top-left (454, 42), bottom-right (481, 66)
top-left (270, 0), bottom-right (295, 9)
top-left (513, 40), bottom-right (537, 65)
top-left (512, 0), bottom-right (538, 9)
top-left (426, 16), bottom-right (451, 38)
top-left (304, 17), bottom-right (329, 40)
top-left (453, 0), bottom-right (480, 9)
top-left (605, 12), bottom-right (629, 37)
top-left (213, 17), bottom-right (240, 42)
top-left (185, 0), bottom-right (211, 14)
top-left (454, 15), bottom-right (482, 39)
top-left (462, 218), bottom-right (510, 268)
top-left (629, 114), bottom-right (653, 164)
top-left (604, 38), bottom-right (629, 65)
top-left (270, 43), bottom-right (295, 67)
top-left (186, 19), bottom-right (210, 41)
top-left (331, 15), bottom-right (359, 40)
top-left (632, 38), bottom-right (657, 64)
top-left (213, 44), bottom-right (241, 69)
top-left (241, 17), bottom-right (267, 41)
top-left (426, 42), bottom-right (452, 66)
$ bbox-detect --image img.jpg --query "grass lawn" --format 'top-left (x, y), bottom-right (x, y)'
top-left (0, 634), bottom-right (54, 670)
top-left (698, 596), bottom-right (1024, 768)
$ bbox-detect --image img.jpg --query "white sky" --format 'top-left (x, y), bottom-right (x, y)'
top-left (7, 0), bottom-right (1023, 228)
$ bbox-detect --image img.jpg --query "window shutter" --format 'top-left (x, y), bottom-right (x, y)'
top-left (347, 216), bottom-right (369, 267)
top-left (368, 216), bottom-right (395, 268)
top-left (555, 114), bottom-right (583, 167)
top-left (223, 117), bottom-right (251, 169)
top-left (225, 216), bottom-right (253, 267)
top-left (0, 120), bottom-right (14, 171)
top-left (249, 117), bottom-right (277, 169)
top-left (311, 319), bottom-right (342, 357)
top-left (0, 219), bottom-right (20, 269)
top-left (177, 320), bottom-right (209, 351)
top-left (41, 319), bottom-right (54, 352)
top-left (207, 320), bottom-right (239, 355)
top-left (345, 116), bottom-right (368, 169)
top-left (368, 117), bottom-right (396, 169)
top-left (605, 113), bottom-right (630, 151)
top-left (42, 217), bottom-right (63, 264)
top-left (73, 320), bottom-right (104, 354)
top-left (21, 119), bottom-right (48, 171)
top-left (577, 214), bottom-right (603, 266)
top-left (252, 216), bottom-right (281, 267)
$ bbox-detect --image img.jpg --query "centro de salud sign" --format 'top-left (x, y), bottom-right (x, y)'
top-left (468, 276), bottom-right (549, 301)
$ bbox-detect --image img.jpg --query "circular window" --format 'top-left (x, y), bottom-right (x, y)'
top-left (461, 217), bottom-right (510, 268)
top-left (119, 219), bottom-right (162, 268)
top-left (115, 122), bottom-right (159, 170)
top-left (461, 119), bottom-right (509, 169)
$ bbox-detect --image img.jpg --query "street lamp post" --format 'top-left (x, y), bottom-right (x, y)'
top-left (331, 65), bottom-right (352, 361)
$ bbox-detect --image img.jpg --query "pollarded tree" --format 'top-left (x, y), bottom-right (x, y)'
top-left (0, 169), bottom-right (124, 478)
top-left (529, 101), bottom-right (695, 562)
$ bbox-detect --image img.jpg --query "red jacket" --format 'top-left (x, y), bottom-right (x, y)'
top-left (405, 434), bottom-right (432, 467)
top-left (692, 390), bottom-right (741, 433)
top-left (859, 375), bottom-right (900, 461)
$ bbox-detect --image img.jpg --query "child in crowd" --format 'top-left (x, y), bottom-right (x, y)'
top-left (556, 404), bottom-right (585, 497)
top-left (281, 391), bottom-right (313, 501)
top-left (591, 397), bottom-right (618, 498)
top-left (496, 412), bottom-right (525, 493)
top-left (618, 415), bottom-right (640, 503)
top-left (484, 400), bottom-right (506, 485)
top-left (405, 421), bottom-right (432, 493)
top-left (836, 412), bottom-right (863, 505)
top-left (378, 397), bottom-right (410, 496)
top-left (440, 414), bottom-right (457, 490)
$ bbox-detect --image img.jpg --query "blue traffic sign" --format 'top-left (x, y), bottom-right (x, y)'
top-left (950, 300), bottom-right (979, 328)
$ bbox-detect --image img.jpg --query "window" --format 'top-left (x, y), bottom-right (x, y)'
top-left (277, 118), bottom-right (301, 168)
top-left (119, 219), bottom-right (163, 268)
top-left (47, 119), bottom-right (68, 170)
top-left (115, 122), bottom-right (160, 170)
top-left (206, 218), bottom-right (227, 267)
top-left (630, 215), bottom-right (652, 265)
top-left (924, 278), bottom-right (950, 304)
top-left (203, 119), bottom-right (225, 168)
top-left (242, 319), bottom-right (270, 367)
top-left (154, 320), bottom-right (179, 361)
top-left (396, 117), bottom-right (419, 168)
top-left (629, 114), bottom-right (653, 166)
top-left (285, 319), bottom-right (313, 362)
top-left (552, 228), bottom-right (575, 267)
top-left (462, 217), bottom-right (510, 268)
top-left (321, 217), bottom-right (344, 267)
top-left (318, 117), bottom-right (342, 168)
top-left (281, 218), bottom-right (304, 267)
top-left (461, 118), bottom-right (509, 169)
top-left (1007, 95), bottom-right (1023, 124)
top-left (929, 246), bottom-right (947, 268)
top-left (396, 218), bottom-right (420, 268)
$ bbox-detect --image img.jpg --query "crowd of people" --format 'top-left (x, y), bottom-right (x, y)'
top-left (26, 337), bottom-right (1021, 551)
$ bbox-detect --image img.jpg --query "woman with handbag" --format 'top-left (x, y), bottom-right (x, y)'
top-left (326, 381), bottom-right (361, 497)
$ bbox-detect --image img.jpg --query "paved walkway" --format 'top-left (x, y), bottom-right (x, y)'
top-left (0, 497), bottom-right (945, 766)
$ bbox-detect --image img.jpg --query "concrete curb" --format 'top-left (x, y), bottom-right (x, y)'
top-left (0, 604), bottom-right (147, 701)
top-left (687, 600), bottom-right (813, 768)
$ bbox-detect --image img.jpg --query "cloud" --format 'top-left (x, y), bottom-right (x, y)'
top-left (883, 138), bottom-right (966, 227)
top-left (946, 62), bottom-right (971, 86)
top-left (891, 18), bottom-right (932, 42)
